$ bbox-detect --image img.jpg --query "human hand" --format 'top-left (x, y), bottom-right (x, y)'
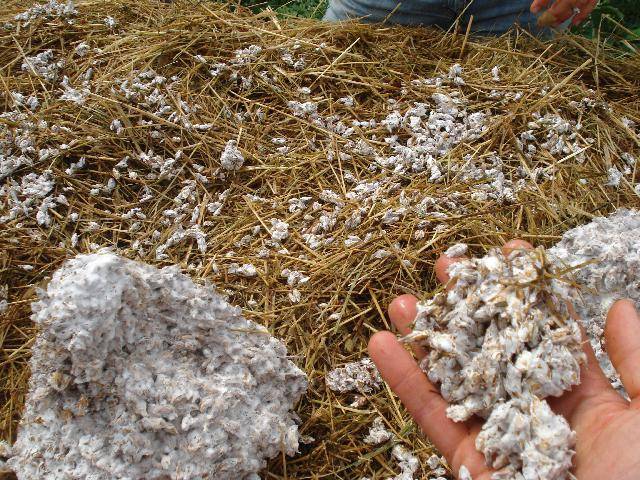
top-left (530, 0), bottom-right (598, 26)
top-left (369, 239), bottom-right (640, 479)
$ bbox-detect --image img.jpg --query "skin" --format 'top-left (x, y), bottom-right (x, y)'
top-left (530, 0), bottom-right (599, 26)
top-left (369, 239), bottom-right (640, 479)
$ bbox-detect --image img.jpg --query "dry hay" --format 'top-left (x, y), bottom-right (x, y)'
top-left (0, 1), bottom-right (639, 478)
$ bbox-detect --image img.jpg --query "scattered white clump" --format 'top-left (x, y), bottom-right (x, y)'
top-left (117, 69), bottom-right (211, 131)
top-left (363, 417), bottom-right (393, 445)
top-left (0, 285), bottom-right (7, 314)
top-left (372, 249), bottom-right (390, 259)
top-left (548, 208), bottom-right (640, 392)
top-left (104, 16), bottom-right (117, 29)
top-left (220, 140), bottom-right (244, 171)
top-left (447, 63), bottom-right (465, 86)
top-left (0, 171), bottom-right (62, 225)
top-left (10, 92), bottom-right (39, 111)
top-left (110, 119), bottom-right (124, 135)
top-left (517, 113), bottom-right (591, 163)
top-left (281, 50), bottom-right (305, 70)
top-left (281, 269), bottom-right (309, 304)
top-left (228, 262), bottom-right (258, 277)
top-left (74, 41), bottom-right (90, 57)
top-left (21, 50), bottom-right (64, 82)
top-left (621, 152), bottom-right (636, 166)
top-left (374, 93), bottom-right (487, 177)
top-left (0, 113), bottom-right (38, 180)
top-left (326, 357), bottom-right (382, 394)
top-left (288, 196), bottom-right (312, 213)
top-left (456, 153), bottom-right (523, 204)
top-left (7, 253), bottom-right (307, 480)
top-left (65, 156), bottom-right (86, 175)
top-left (344, 235), bottom-right (361, 247)
top-left (403, 247), bottom-right (585, 479)
top-left (391, 445), bottom-right (420, 480)
top-left (157, 225), bottom-right (207, 258)
top-left (381, 208), bottom-right (405, 225)
top-left (606, 166), bottom-right (623, 187)
top-left (270, 218), bottom-right (289, 242)
top-left (59, 76), bottom-right (88, 105)
top-left (287, 100), bottom-right (318, 118)
top-left (491, 66), bottom-right (500, 82)
top-left (444, 243), bottom-right (467, 257)
top-left (232, 45), bottom-right (262, 65)
top-left (338, 96), bottom-right (355, 107)
top-left (426, 453), bottom-right (445, 472)
top-left (14, 0), bottom-right (76, 25)
top-left (287, 288), bottom-right (302, 304)
top-left (281, 268), bottom-right (309, 286)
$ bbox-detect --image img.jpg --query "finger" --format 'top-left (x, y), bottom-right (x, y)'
top-left (537, 9), bottom-right (558, 27)
top-left (548, 324), bottom-right (619, 422)
top-left (546, 0), bottom-right (578, 25)
top-left (571, 0), bottom-right (596, 25)
top-left (530, 0), bottom-right (553, 13)
top-left (605, 299), bottom-right (640, 400)
top-left (435, 254), bottom-right (466, 287)
top-left (502, 239), bottom-right (533, 256)
top-left (389, 294), bottom-right (427, 359)
top-left (436, 238), bottom-right (532, 287)
top-left (368, 331), bottom-right (469, 461)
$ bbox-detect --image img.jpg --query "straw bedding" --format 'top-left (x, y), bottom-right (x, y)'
top-left (0, 0), bottom-right (639, 478)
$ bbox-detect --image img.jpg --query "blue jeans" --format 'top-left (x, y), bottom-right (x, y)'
top-left (324, 0), bottom-right (548, 36)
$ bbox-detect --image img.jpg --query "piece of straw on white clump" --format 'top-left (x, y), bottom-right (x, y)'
top-left (403, 247), bottom-right (585, 479)
top-left (7, 252), bottom-right (307, 480)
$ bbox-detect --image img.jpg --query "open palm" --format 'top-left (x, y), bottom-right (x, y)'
top-left (369, 240), bottom-right (640, 479)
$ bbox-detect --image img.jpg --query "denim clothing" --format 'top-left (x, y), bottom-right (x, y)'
top-left (324, 0), bottom-right (548, 36)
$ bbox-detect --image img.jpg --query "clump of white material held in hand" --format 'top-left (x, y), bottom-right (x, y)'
top-left (403, 246), bottom-right (586, 480)
top-left (5, 252), bottom-right (307, 480)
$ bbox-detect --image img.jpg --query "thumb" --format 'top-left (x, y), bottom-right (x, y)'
top-left (605, 299), bottom-right (640, 401)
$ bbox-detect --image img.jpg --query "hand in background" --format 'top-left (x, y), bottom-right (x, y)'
top-left (531, 0), bottom-right (598, 26)
top-left (368, 239), bottom-right (640, 479)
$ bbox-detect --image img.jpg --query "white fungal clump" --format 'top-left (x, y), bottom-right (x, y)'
top-left (220, 139), bottom-right (244, 171)
top-left (270, 218), bottom-right (289, 242)
top-left (21, 50), bottom-right (64, 82)
top-left (104, 16), bottom-right (117, 29)
top-left (325, 357), bottom-right (382, 394)
top-left (14, 0), bottom-right (76, 25)
top-left (228, 262), bottom-right (258, 277)
top-left (363, 417), bottom-right (393, 445)
top-left (444, 243), bottom-right (467, 257)
top-left (391, 445), bottom-right (420, 480)
top-left (0, 284), bottom-right (7, 314)
top-left (548, 208), bottom-right (640, 393)
top-left (0, 171), bottom-right (65, 226)
top-left (403, 247), bottom-right (585, 479)
top-left (59, 76), bottom-right (88, 105)
top-left (7, 253), bottom-right (307, 480)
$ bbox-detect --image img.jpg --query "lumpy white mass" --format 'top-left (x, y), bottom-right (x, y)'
top-left (7, 252), bottom-right (307, 480)
top-left (403, 247), bottom-right (585, 480)
top-left (548, 208), bottom-right (640, 394)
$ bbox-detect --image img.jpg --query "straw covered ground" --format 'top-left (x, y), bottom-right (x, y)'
top-left (1, 0), bottom-right (639, 478)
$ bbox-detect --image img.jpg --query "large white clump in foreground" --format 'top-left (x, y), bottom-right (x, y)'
top-left (403, 247), bottom-right (585, 480)
top-left (6, 253), bottom-right (307, 480)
